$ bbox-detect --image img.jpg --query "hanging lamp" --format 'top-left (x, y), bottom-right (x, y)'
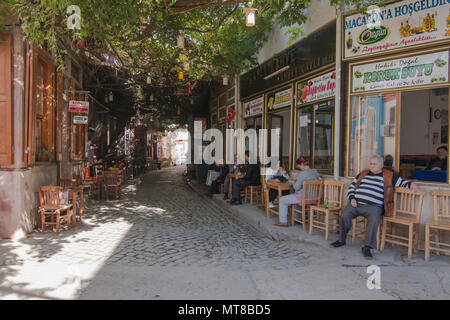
top-left (109, 92), bottom-right (114, 102)
top-left (243, 7), bottom-right (257, 27)
top-left (146, 76), bottom-right (152, 84)
top-left (178, 71), bottom-right (184, 80)
top-left (222, 75), bottom-right (229, 86)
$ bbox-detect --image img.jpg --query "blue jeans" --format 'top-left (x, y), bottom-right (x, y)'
top-left (279, 194), bottom-right (302, 223)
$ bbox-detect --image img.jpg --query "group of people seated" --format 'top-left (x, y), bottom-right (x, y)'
top-left (207, 153), bottom-right (420, 260)
top-left (208, 152), bottom-right (260, 205)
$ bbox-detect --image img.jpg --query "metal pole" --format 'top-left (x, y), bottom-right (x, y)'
top-left (334, 2), bottom-right (343, 179)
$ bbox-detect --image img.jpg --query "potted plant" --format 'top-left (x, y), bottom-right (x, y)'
top-left (38, 148), bottom-right (53, 163)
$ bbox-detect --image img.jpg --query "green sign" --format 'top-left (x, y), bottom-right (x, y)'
top-left (357, 26), bottom-right (390, 45)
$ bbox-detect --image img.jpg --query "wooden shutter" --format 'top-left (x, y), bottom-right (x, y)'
top-left (0, 34), bottom-right (13, 166)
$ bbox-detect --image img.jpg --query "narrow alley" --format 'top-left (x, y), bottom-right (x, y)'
top-left (0, 166), bottom-right (448, 300)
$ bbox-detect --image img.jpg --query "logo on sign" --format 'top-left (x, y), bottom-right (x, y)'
top-left (358, 26), bottom-right (390, 45)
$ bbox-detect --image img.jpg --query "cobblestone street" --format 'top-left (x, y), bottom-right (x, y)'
top-left (0, 166), bottom-right (449, 300)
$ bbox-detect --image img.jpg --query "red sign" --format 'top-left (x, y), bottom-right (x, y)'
top-left (226, 107), bottom-right (236, 125)
top-left (69, 100), bottom-right (89, 113)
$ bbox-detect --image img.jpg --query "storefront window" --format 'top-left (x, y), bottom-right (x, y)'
top-left (268, 110), bottom-right (290, 169)
top-left (348, 93), bottom-right (397, 177)
top-left (314, 103), bottom-right (333, 171)
top-left (245, 116), bottom-right (262, 130)
top-left (297, 100), bottom-right (334, 173)
top-left (400, 88), bottom-right (448, 182)
top-left (298, 106), bottom-right (312, 160)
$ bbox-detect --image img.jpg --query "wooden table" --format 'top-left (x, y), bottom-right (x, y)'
top-left (68, 187), bottom-right (84, 226)
top-left (229, 173), bottom-right (245, 196)
top-left (265, 181), bottom-right (293, 220)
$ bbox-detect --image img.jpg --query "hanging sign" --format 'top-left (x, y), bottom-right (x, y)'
top-left (69, 100), bottom-right (89, 113)
top-left (344, 0), bottom-right (450, 59)
top-left (297, 71), bottom-right (336, 105)
top-left (244, 96), bottom-right (263, 117)
top-left (266, 88), bottom-right (291, 111)
top-left (352, 50), bottom-right (449, 93)
top-left (73, 115), bottom-right (88, 124)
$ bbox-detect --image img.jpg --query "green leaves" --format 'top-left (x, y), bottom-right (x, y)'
top-left (2, 0), bottom-right (383, 129)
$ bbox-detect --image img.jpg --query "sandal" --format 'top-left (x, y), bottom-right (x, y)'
top-left (274, 222), bottom-right (288, 227)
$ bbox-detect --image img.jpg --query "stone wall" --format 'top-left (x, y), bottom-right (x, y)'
top-left (0, 164), bottom-right (57, 239)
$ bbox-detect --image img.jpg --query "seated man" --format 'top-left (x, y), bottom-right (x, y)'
top-left (426, 146), bottom-right (448, 170)
top-left (208, 160), bottom-right (229, 197)
top-left (228, 152), bottom-right (260, 205)
top-left (331, 155), bottom-right (417, 259)
top-left (223, 154), bottom-right (245, 200)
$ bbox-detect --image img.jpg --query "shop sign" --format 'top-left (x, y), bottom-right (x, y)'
top-left (266, 88), bottom-right (292, 111)
top-left (69, 100), bottom-right (89, 113)
top-left (73, 115), bottom-right (88, 124)
top-left (297, 71), bottom-right (337, 105)
top-left (351, 50), bottom-right (449, 92)
top-left (244, 96), bottom-right (263, 117)
top-left (344, 0), bottom-right (450, 59)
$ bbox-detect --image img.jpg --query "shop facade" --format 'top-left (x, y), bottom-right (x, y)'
top-left (239, 22), bottom-right (336, 170)
top-left (341, 0), bottom-right (450, 227)
top-left (0, 21), bottom-right (90, 239)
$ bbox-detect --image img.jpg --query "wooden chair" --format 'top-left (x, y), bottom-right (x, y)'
top-left (245, 181), bottom-right (262, 205)
top-left (425, 190), bottom-right (450, 261)
top-left (309, 180), bottom-right (345, 240)
top-left (380, 187), bottom-right (426, 259)
top-left (291, 180), bottom-right (322, 230)
top-left (58, 178), bottom-right (78, 188)
top-left (38, 186), bottom-right (73, 235)
top-left (103, 171), bottom-right (121, 200)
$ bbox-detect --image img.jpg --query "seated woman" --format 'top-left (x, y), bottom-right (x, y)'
top-left (275, 156), bottom-right (321, 227)
top-left (265, 161), bottom-right (290, 209)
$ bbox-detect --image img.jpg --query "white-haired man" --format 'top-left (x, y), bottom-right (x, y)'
top-left (331, 155), bottom-right (418, 259)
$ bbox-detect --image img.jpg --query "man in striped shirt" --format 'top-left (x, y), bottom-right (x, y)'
top-left (331, 155), bottom-right (418, 259)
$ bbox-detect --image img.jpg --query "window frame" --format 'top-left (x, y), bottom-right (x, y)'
top-left (346, 46), bottom-right (450, 184)
top-left (295, 99), bottom-right (335, 174)
top-left (33, 49), bottom-right (57, 164)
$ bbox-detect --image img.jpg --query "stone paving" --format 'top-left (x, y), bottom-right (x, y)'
top-left (0, 166), bottom-right (448, 300)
